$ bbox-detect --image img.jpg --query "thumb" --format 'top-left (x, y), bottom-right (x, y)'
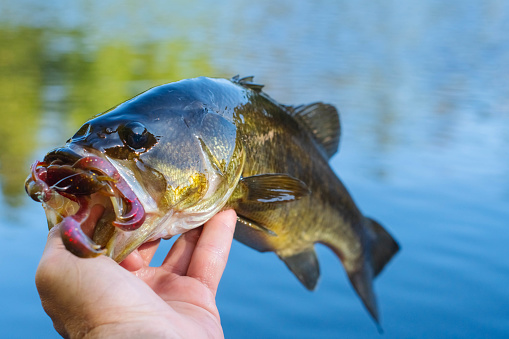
top-left (43, 224), bottom-right (65, 252)
top-left (35, 225), bottom-right (86, 337)
top-left (37, 225), bottom-right (73, 275)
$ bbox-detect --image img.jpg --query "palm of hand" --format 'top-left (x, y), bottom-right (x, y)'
top-left (36, 210), bottom-right (237, 339)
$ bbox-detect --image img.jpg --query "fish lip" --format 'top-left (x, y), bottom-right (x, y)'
top-left (44, 147), bottom-right (82, 164)
top-left (28, 146), bottom-right (148, 258)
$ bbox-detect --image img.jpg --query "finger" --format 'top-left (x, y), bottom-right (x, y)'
top-left (41, 205), bottom-right (104, 261)
top-left (36, 226), bottom-right (75, 337)
top-left (37, 204), bottom-right (118, 299)
top-left (120, 239), bottom-right (161, 272)
top-left (160, 227), bottom-right (202, 275)
top-left (39, 202), bottom-right (104, 262)
top-left (40, 224), bottom-right (67, 261)
top-left (36, 206), bottom-right (117, 337)
top-left (138, 239), bottom-right (161, 265)
top-left (186, 209), bottom-right (237, 295)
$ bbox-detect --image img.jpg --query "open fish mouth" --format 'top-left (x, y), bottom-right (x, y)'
top-left (25, 148), bottom-right (146, 258)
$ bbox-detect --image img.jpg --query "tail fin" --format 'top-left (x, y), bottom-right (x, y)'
top-left (348, 263), bottom-right (380, 324)
top-left (367, 218), bottom-right (400, 277)
top-left (350, 218), bottom-right (399, 324)
top-left (328, 218), bottom-right (399, 325)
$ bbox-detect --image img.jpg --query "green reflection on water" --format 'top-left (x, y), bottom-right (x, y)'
top-left (0, 27), bottom-right (44, 206)
top-left (0, 25), bottom-right (215, 206)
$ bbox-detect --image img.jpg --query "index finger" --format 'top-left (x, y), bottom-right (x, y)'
top-left (186, 209), bottom-right (237, 295)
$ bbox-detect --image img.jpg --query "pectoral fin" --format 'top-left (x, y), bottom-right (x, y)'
top-left (279, 247), bottom-right (320, 291)
top-left (230, 173), bottom-right (310, 205)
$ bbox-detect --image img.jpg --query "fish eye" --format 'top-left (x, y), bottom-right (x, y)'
top-left (119, 122), bottom-right (156, 152)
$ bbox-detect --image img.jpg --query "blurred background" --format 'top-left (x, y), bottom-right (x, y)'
top-left (1, 1), bottom-right (508, 338)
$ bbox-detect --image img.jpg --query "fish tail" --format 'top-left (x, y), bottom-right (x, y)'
top-left (326, 217), bottom-right (399, 324)
top-left (366, 218), bottom-right (399, 278)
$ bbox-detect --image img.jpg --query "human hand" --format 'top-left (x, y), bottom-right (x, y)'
top-left (35, 209), bottom-right (237, 339)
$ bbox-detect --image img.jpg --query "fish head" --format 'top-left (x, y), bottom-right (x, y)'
top-left (25, 79), bottom-right (245, 262)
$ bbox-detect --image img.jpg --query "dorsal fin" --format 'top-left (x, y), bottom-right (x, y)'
top-left (231, 75), bottom-right (264, 92)
top-left (286, 103), bottom-right (341, 158)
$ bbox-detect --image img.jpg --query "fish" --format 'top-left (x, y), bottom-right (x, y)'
top-left (25, 75), bottom-right (399, 323)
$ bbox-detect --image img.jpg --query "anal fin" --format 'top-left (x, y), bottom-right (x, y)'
top-left (279, 247), bottom-right (320, 291)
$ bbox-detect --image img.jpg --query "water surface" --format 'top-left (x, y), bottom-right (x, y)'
top-left (1, 1), bottom-right (508, 338)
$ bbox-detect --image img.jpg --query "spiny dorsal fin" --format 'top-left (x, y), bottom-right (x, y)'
top-left (286, 103), bottom-right (341, 158)
top-left (231, 75), bottom-right (264, 93)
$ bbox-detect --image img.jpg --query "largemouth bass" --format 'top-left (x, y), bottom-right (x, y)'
top-left (25, 76), bottom-right (398, 323)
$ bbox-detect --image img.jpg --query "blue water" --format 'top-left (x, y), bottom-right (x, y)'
top-left (1, 1), bottom-right (508, 338)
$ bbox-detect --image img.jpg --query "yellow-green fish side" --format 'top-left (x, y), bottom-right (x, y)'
top-left (225, 76), bottom-right (399, 323)
top-left (26, 75), bottom-right (398, 324)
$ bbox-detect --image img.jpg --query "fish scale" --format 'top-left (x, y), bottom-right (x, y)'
top-left (25, 75), bottom-right (398, 325)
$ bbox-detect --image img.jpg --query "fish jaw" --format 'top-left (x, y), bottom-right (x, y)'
top-left (26, 135), bottom-right (244, 262)
top-left (25, 147), bottom-right (155, 258)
